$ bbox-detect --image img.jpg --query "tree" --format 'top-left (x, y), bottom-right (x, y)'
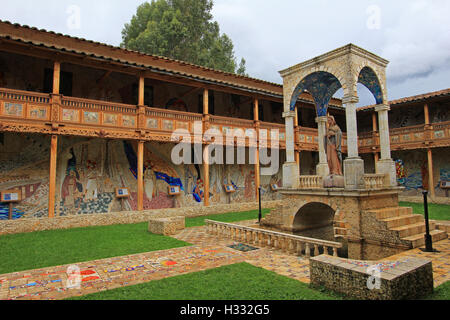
top-left (121, 0), bottom-right (247, 75)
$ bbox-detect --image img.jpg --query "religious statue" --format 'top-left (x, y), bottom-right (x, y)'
top-left (325, 115), bottom-right (343, 176)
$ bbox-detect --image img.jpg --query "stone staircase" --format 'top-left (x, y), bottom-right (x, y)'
top-left (333, 221), bottom-right (347, 238)
top-left (365, 206), bottom-right (448, 249)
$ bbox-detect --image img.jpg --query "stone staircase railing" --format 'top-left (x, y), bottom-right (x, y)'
top-left (205, 219), bottom-right (342, 257)
top-left (298, 175), bottom-right (324, 189)
top-left (363, 174), bottom-right (387, 189)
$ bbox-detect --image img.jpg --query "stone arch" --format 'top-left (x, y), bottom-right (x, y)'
top-left (289, 71), bottom-right (343, 116)
top-left (356, 65), bottom-right (385, 104)
top-left (292, 202), bottom-right (337, 241)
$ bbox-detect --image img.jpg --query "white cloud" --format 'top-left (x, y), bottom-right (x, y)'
top-left (381, 0), bottom-right (450, 83)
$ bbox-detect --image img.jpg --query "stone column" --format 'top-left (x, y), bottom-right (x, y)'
top-left (375, 104), bottom-right (397, 187)
top-left (282, 110), bottom-right (300, 188)
top-left (342, 96), bottom-right (365, 189)
top-left (316, 116), bottom-right (330, 177)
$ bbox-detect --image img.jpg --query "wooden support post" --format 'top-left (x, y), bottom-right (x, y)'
top-left (374, 152), bottom-right (379, 164)
top-left (138, 76), bottom-right (145, 106)
top-left (372, 112), bottom-right (378, 132)
top-left (424, 104), bottom-right (430, 125)
top-left (48, 135), bottom-right (58, 218)
top-left (203, 89), bottom-right (210, 207)
top-left (53, 61), bottom-right (60, 94)
top-left (203, 147), bottom-right (210, 207)
top-left (427, 148), bottom-right (435, 199)
top-left (254, 98), bottom-right (260, 199)
top-left (137, 140), bottom-right (144, 211)
top-left (203, 88), bottom-right (209, 115)
top-left (137, 76), bottom-right (146, 131)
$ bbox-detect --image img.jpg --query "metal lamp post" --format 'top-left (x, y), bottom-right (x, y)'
top-left (258, 187), bottom-right (262, 224)
top-left (422, 190), bottom-right (433, 252)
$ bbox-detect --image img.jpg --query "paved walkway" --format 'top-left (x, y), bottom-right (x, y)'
top-left (0, 221), bottom-right (448, 300)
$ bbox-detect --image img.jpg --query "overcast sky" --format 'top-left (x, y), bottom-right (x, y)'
top-left (1, 0), bottom-right (449, 106)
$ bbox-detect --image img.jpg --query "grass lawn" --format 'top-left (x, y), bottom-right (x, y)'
top-left (399, 202), bottom-right (450, 221)
top-left (0, 223), bottom-right (191, 275)
top-left (0, 209), bottom-right (270, 275)
top-left (185, 209), bottom-right (270, 228)
top-left (68, 262), bottom-right (341, 300)
top-left (424, 281), bottom-right (450, 300)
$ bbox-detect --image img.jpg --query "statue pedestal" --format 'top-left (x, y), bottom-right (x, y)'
top-left (376, 159), bottom-right (397, 187)
top-left (316, 163), bottom-right (330, 177)
top-left (324, 175), bottom-right (345, 188)
top-left (344, 158), bottom-right (365, 189)
top-left (283, 162), bottom-right (300, 189)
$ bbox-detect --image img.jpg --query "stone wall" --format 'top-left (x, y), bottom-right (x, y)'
top-left (310, 255), bottom-right (434, 300)
top-left (0, 200), bottom-right (282, 235)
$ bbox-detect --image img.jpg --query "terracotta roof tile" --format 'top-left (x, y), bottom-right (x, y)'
top-left (0, 19), bottom-right (342, 107)
top-left (358, 88), bottom-right (450, 111)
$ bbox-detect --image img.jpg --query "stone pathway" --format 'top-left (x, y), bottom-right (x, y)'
top-left (0, 222), bottom-right (448, 300)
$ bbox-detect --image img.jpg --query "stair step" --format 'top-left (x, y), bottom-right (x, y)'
top-left (370, 207), bottom-right (413, 219)
top-left (334, 221), bottom-right (346, 229)
top-left (434, 222), bottom-right (450, 234)
top-left (334, 227), bottom-right (347, 236)
top-left (391, 222), bottom-right (436, 238)
top-left (382, 214), bottom-right (423, 228)
top-left (402, 230), bottom-right (448, 248)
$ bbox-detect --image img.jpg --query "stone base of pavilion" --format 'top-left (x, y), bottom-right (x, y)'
top-left (261, 187), bottom-right (447, 261)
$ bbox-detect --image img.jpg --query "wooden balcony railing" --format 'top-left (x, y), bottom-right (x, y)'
top-left (0, 87), bottom-right (449, 151)
top-left (358, 121), bottom-right (450, 152)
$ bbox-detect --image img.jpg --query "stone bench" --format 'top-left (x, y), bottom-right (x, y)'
top-left (310, 255), bottom-right (433, 300)
top-left (148, 216), bottom-right (185, 236)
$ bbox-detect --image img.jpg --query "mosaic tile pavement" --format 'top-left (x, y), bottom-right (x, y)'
top-left (0, 222), bottom-right (448, 300)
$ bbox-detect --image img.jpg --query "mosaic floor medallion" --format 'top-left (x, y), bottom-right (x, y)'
top-left (227, 243), bottom-right (259, 252)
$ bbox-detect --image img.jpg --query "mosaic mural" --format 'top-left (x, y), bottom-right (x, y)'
top-left (0, 134), bottom-right (282, 219)
top-left (290, 71), bottom-right (342, 116)
top-left (358, 67), bottom-right (383, 104)
top-left (394, 148), bottom-right (450, 197)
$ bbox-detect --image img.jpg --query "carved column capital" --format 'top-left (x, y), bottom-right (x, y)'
top-left (282, 111), bottom-right (296, 119)
top-left (374, 104), bottom-right (390, 112)
top-left (342, 95), bottom-right (359, 105)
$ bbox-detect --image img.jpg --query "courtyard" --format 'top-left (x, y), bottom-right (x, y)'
top-left (0, 204), bottom-right (448, 301)
top-left (0, 1), bottom-right (449, 310)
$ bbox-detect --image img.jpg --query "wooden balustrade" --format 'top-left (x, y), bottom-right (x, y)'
top-left (0, 87), bottom-right (448, 151)
top-left (210, 114), bottom-right (255, 128)
top-left (205, 219), bottom-right (342, 258)
top-left (61, 96), bottom-right (137, 114)
top-left (0, 87), bottom-right (50, 104)
top-left (299, 175), bottom-right (323, 189)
